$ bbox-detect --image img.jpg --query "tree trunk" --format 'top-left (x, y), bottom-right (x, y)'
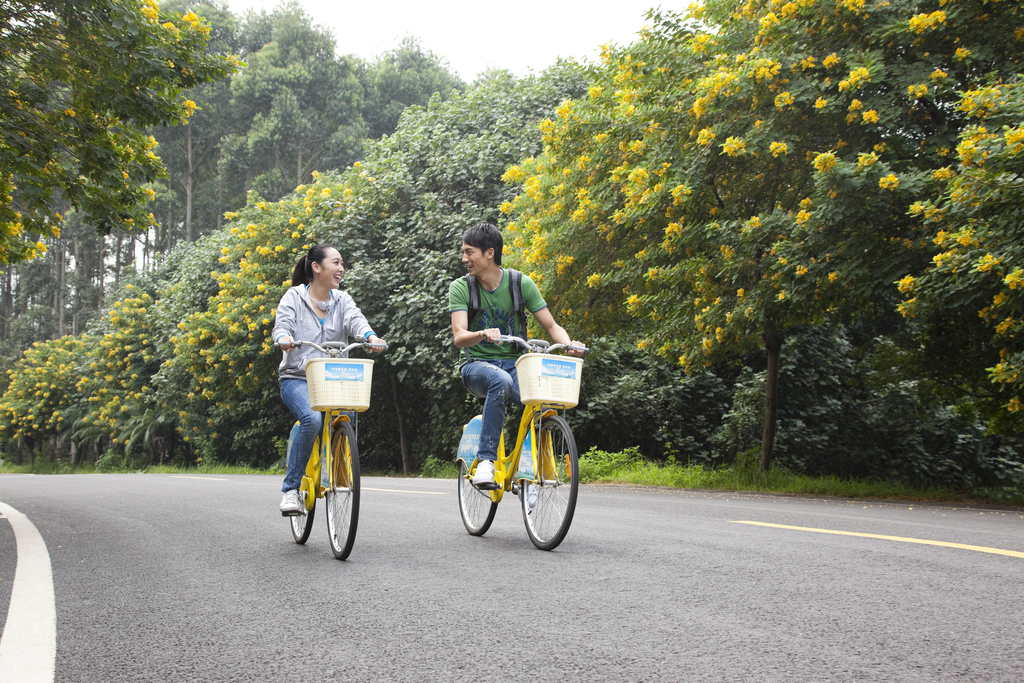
top-left (390, 375), bottom-right (412, 474)
top-left (758, 325), bottom-right (781, 475)
top-left (57, 239), bottom-right (65, 336)
top-left (69, 438), bottom-right (77, 467)
top-left (185, 124), bottom-right (194, 243)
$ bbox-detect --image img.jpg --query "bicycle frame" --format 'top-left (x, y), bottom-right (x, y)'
top-left (298, 410), bottom-right (354, 511)
top-left (458, 403), bottom-right (561, 504)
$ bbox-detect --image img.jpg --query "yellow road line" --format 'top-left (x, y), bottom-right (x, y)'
top-left (363, 487), bottom-right (448, 495)
top-left (170, 476), bottom-right (228, 481)
top-left (731, 521), bottom-right (1024, 559)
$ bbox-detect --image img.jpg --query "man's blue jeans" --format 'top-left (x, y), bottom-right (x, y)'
top-left (460, 359), bottom-right (521, 462)
top-left (280, 379), bottom-right (321, 492)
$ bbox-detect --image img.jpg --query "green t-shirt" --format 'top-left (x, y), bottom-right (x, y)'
top-left (449, 269), bottom-right (546, 360)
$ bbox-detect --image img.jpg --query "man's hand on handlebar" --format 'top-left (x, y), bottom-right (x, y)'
top-left (366, 335), bottom-right (387, 353)
top-left (566, 340), bottom-right (586, 357)
top-left (277, 335), bottom-right (296, 351)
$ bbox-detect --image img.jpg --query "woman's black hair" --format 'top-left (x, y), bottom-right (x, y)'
top-left (461, 222), bottom-right (503, 266)
top-left (291, 243), bottom-right (338, 286)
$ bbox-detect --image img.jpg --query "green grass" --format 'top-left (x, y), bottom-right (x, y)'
top-left (576, 446), bottom-right (1024, 506)
top-left (0, 460), bottom-right (279, 476)
top-left (4, 447), bottom-right (1021, 506)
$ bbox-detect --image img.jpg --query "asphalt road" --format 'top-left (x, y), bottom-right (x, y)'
top-left (1, 473), bottom-right (1023, 682)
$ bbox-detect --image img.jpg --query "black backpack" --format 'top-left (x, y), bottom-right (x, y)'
top-left (464, 269), bottom-right (527, 361)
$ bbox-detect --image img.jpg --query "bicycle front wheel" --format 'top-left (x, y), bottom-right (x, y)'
top-left (324, 419), bottom-right (360, 560)
top-left (290, 491), bottom-right (315, 544)
top-left (458, 460), bottom-right (497, 536)
top-left (522, 414), bottom-right (579, 550)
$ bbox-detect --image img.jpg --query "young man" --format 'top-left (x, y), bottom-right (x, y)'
top-left (449, 222), bottom-right (583, 488)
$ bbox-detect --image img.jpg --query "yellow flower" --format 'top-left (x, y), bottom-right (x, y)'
top-left (723, 137), bottom-right (746, 156)
top-left (975, 253), bottom-right (1002, 273)
top-left (857, 152), bottom-right (878, 168)
top-left (814, 97), bottom-right (827, 109)
top-left (796, 210), bottom-right (811, 224)
top-left (774, 92), bottom-right (795, 108)
top-left (955, 47), bottom-right (971, 61)
top-left (828, 272), bottom-right (838, 282)
top-left (932, 167), bottom-right (955, 181)
top-left (770, 142), bottom-right (788, 158)
top-left (908, 84), bottom-right (928, 99)
top-left (897, 275), bottom-right (915, 294)
top-left (848, 99), bottom-right (863, 111)
top-left (930, 69), bottom-right (947, 81)
top-left (823, 53), bottom-right (840, 68)
top-left (697, 127), bottom-right (716, 146)
top-left (879, 174), bottom-right (899, 190)
top-left (909, 10), bottom-right (946, 33)
top-left (813, 152), bottom-right (837, 172)
top-left (862, 110), bottom-right (879, 124)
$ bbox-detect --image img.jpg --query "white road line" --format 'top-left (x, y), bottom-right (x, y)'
top-left (0, 502), bottom-right (55, 683)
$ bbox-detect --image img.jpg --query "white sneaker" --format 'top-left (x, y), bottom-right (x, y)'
top-left (525, 484), bottom-right (538, 513)
top-left (472, 460), bottom-right (496, 487)
top-left (280, 489), bottom-right (301, 516)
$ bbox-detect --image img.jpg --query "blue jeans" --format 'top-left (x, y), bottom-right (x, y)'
top-left (460, 359), bottom-right (521, 462)
top-left (280, 379), bottom-right (321, 492)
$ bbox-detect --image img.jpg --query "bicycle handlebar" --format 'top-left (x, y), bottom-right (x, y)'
top-left (494, 335), bottom-right (588, 354)
top-left (273, 340), bottom-right (388, 355)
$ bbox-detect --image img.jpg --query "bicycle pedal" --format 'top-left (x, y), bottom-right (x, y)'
top-left (474, 481), bottom-right (500, 491)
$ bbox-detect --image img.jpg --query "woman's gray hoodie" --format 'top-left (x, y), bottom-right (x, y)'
top-left (272, 286), bottom-right (374, 382)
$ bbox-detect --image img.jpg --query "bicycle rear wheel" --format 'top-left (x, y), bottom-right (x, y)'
top-left (458, 460), bottom-right (497, 536)
top-left (522, 414), bottom-right (579, 550)
top-left (325, 419), bottom-right (360, 560)
top-left (290, 490), bottom-right (315, 544)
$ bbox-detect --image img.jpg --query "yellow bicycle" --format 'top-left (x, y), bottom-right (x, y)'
top-left (279, 340), bottom-right (384, 560)
top-left (456, 335), bottom-right (587, 550)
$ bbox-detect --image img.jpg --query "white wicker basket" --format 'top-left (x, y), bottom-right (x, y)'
top-left (304, 358), bottom-right (374, 411)
top-left (515, 354), bottom-right (583, 408)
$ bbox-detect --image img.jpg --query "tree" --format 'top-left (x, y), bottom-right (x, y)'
top-left (150, 1), bottom-right (240, 244)
top-left (901, 79), bottom-right (1024, 426)
top-left (218, 2), bottom-right (364, 207)
top-left (506, 0), bottom-right (1024, 472)
top-left (359, 36), bottom-right (465, 139)
top-left (0, 0), bottom-right (238, 263)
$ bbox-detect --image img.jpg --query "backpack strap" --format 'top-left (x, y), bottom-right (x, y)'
top-left (508, 269), bottom-right (527, 339)
top-left (464, 274), bottom-right (480, 362)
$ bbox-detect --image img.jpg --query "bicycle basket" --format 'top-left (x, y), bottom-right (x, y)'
top-left (304, 358), bottom-right (374, 411)
top-left (515, 354), bottom-right (583, 408)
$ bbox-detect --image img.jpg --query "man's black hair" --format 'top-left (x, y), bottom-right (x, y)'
top-left (462, 222), bottom-right (503, 266)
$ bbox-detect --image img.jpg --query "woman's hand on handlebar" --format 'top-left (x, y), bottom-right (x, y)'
top-left (566, 340), bottom-right (586, 357)
top-left (367, 335), bottom-right (387, 353)
top-left (277, 335), bottom-right (296, 351)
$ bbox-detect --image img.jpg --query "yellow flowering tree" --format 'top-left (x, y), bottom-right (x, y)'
top-left (507, 0), bottom-right (1024, 472)
top-left (900, 80), bottom-right (1024, 422)
top-left (0, 0), bottom-right (238, 263)
top-left (0, 336), bottom-right (85, 463)
top-left (75, 284), bottom-right (166, 466)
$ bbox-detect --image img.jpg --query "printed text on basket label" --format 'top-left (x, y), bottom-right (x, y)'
top-left (540, 359), bottom-right (577, 380)
top-left (325, 363), bottom-right (364, 382)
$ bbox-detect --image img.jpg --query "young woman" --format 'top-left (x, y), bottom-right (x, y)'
top-left (272, 243), bottom-right (385, 515)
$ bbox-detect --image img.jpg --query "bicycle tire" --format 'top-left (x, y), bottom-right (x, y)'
top-left (290, 490), bottom-right (315, 544)
top-left (522, 414), bottom-right (579, 550)
top-left (458, 460), bottom-right (497, 536)
top-left (325, 419), bottom-right (360, 560)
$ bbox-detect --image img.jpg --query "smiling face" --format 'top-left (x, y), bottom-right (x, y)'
top-left (460, 242), bottom-right (494, 277)
top-left (312, 247), bottom-right (344, 288)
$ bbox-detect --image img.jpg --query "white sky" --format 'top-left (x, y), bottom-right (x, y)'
top-left (224, 0), bottom-right (669, 81)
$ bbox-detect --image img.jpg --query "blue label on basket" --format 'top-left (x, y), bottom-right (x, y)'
top-left (540, 358), bottom-right (577, 380)
top-left (324, 362), bottom-right (364, 382)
